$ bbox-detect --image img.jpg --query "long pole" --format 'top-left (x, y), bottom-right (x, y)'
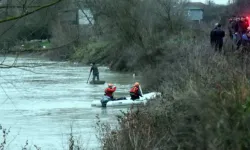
top-left (87, 72), bottom-right (91, 83)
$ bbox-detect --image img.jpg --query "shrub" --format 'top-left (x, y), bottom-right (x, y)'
top-left (97, 33), bottom-right (250, 149)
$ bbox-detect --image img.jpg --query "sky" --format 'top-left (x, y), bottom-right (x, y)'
top-left (78, 0), bottom-right (229, 24)
top-left (191, 0), bottom-right (228, 5)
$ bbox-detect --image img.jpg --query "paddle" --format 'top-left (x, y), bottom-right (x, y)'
top-left (132, 73), bottom-right (143, 96)
top-left (87, 71), bottom-right (91, 83)
top-left (139, 85), bottom-right (144, 96)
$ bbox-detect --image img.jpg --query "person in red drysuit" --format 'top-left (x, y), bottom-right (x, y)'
top-left (129, 82), bottom-right (142, 100)
top-left (104, 83), bottom-right (116, 99)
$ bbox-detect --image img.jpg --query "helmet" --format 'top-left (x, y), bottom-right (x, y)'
top-left (108, 83), bottom-right (113, 87)
top-left (134, 82), bottom-right (140, 87)
top-left (215, 23), bottom-right (219, 27)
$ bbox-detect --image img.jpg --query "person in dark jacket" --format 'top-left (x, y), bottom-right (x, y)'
top-left (213, 23), bottom-right (225, 52)
top-left (237, 17), bottom-right (248, 34)
top-left (235, 17), bottom-right (250, 50)
top-left (229, 17), bottom-right (238, 42)
top-left (90, 62), bottom-right (99, 81)
top-left (228, 16), bottom-right (236, 39)
top-left (210, 23), bottom-right (218, 48)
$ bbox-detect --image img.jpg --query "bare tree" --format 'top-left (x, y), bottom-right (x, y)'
top-left (0, 0), bottom-right (82, 66)
top-left (73, 0), bottom-right (188, 69)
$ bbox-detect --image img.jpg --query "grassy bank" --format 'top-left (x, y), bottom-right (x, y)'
top-left (95, 33), bottom-right (250, 149)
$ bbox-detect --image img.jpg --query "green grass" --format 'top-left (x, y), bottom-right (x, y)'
top-left (21, 39), bottom-right (51, 49)
top-left (71, 40), bottom-right (111, 63)
top-left (40, 40), bottom-right (50, 48)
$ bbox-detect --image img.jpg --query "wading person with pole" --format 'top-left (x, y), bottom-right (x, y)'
top-left (90, 62), bottom-right (99, 81)
top-left (87, 62), bottom-right (99, 83)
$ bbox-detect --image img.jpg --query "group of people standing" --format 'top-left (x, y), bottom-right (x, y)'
top-left (210, 16), bottom-right (250, 52)
top-left (228, 16), bottom-right (250, 49)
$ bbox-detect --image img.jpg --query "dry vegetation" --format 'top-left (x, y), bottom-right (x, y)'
top-left (97, 35), bottom-right (250, 149)
top-left (1, 0), bottom-right (250, 149)
top-left (92, 0), bottom-right (250, 150)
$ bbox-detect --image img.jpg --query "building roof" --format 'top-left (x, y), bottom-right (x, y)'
top-left (185, 2), bottom-right (206, 10)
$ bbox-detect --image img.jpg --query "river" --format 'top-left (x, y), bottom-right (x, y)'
top-left (0, 55), bottom-right (140, 150)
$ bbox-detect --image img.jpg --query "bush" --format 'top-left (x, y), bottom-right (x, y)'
top-left (96, 32), bottom-right (250, 149)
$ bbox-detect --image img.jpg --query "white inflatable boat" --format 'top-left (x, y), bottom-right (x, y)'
top-left (91, 92), bottom-right (161, 107)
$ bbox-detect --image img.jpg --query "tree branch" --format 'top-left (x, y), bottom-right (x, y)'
top-left (0, 5), bottom-right (40, 9)
top-left (76, 2), bottom-right (93, 25)
top-left (0, 0), bottom-right (64, 24)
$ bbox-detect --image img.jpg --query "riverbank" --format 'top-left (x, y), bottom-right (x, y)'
top-left (96, 33), bottom-right (250, 149)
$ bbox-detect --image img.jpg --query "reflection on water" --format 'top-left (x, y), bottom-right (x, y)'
top-left (0, 56), bottom-right (141, 150)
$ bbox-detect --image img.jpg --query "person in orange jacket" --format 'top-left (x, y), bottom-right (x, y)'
top-left (104, 83), bottom-right (116, 99)
top-left (129, 82), bottom-right (142, 100)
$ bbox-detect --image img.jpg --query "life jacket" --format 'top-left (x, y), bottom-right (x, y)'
top-left (130, 86), bottom-right (139, 96)
top-left (105, 87), bottom-right (116, 97)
